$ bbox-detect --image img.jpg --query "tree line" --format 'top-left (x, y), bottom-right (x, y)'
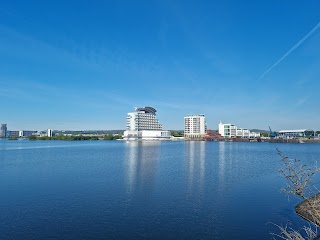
top-left (28, 134), bottom-right (123, 141)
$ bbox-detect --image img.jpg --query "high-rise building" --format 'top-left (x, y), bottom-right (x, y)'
top-left (124, 107), bottom-right (171, 140)
top-left (184, 114), bottom-right (207, 139)
top-left (0, 124), bottom-right (7, 138)
top-left (47, 129), bottom-right (53, 137)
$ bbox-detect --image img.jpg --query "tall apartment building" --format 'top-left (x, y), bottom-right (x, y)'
top-left (123, 107), bottom-right (171, 140)
top-left (184, 114), bottom-right (206, 139)
top-left (47, 129), bottom-right (53, 137)
top-left (0, 124), bottom-right (7, 138)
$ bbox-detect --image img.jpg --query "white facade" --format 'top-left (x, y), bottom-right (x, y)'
top-left (236, 128), bottom-right (250, 138)
top-left (124, 107), bottom-right (170, 140)
top-left (184, 114), bottom-right (206, 139)
top-left (278, 129), bottom-right (313, 138)
top-left (219, 122), bottom-right (260, 138)
top-left (124, 130), bottom-right (171, 140)
top-left (219, 123), bottom-right (237, 138)
top-left (126, 107), bottom-right (162, 131)
top-left (250, 132), bottom-right (261, 138)
top-left (47, 129), bottom-right (53, 137)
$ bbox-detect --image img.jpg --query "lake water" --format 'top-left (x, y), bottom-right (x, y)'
top-left (0, 140), bottom-right (320, 239)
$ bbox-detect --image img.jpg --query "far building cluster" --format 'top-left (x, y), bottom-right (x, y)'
top-left (122, 107), bottom-right (261, 141)
top-left (121, 106), bottom-right (319, 141)
top-left (0, 123), bottom-right (53, 138)
top-left (1, 107), bottom-right (318, 141)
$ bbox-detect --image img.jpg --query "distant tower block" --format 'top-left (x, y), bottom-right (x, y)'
top-left (0, 123), bottom-right (7, 138)
top-left (47, 129), bottom-right (53, 137)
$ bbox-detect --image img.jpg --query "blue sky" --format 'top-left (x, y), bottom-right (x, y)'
top-left (1, 0), bottom-right (320, 131)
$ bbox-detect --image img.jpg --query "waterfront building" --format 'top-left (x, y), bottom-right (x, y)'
top-left (219, 122), bottom-right (237, 138)
top-left (123, 107), bottom-right (171, 140)
top-left (20, 131), bottom-right (37, 137)
top-left (47, 129), bottom-right (53, 137)
top-left (184, 114), bottom-right (207, 139)
top-left (236, 128), bottom-right (250, 138)
top-left (9, 131), bottom-right (19, 138)
top-left (0, 123), bottom-right (7, 138)
top-left (249, 132), bottom-right (261, 138)
top-left (278, 129), bottom-right (314, 138)
top-left (219, 122), bottom-right (260, 138)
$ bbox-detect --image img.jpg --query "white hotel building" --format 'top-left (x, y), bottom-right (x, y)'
top-left (184, 114), bottom-right (207, 139)
top-left (123, 107), bottom-right (171, 140)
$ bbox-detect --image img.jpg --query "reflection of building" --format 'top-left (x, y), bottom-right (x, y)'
top-left (0, 124), bottom-right (7, 138)
top-left (184, 114), bottom-right (206, 139)
top-left (219, 122), bottom-right (260, 138)
top-left (125, 141), bottom-right (160, 194)
top-left (123, 107), bottom-right (171, 140)
top-left (185, 141), bottom-right (206, 194)
top-left (278, 129), bottom-right (314, 138)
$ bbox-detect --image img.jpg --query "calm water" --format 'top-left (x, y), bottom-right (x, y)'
top-left (0, 140), bottom-right (320, 239)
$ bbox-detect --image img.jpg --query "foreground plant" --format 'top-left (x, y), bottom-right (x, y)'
top-left (271, 223), bottom-right (318, 240)
top-left (272, 149), bottom-right (320, 240)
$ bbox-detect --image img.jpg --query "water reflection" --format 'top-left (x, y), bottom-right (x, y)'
top-left (124, 141), bottom-right (160, 195)
top-left (218, 142), bottom-right (226, 189)
top-left (185, 141), bottom-right (206, 195)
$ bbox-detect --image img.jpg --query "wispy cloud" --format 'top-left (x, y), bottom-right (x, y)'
top-left (258, 21), bottom-right (320, 80)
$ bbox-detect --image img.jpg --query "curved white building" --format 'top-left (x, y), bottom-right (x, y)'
top-left (123, 107), bottom-right (171, 140)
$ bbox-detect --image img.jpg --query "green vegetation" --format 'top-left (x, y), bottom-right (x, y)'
top-left (28, 135), bottom-right (123, 141)
top-left (103, 134), bottom-right (122, 140)
top-left (171, 131), bottom-right (184, 137)
top-left (29, 135), bottom-right (37, 140)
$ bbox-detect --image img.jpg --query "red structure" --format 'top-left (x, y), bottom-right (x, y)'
top-left (204, 129), bottom-right (221, 141)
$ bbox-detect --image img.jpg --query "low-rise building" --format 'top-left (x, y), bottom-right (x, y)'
top-left (219, 122), bottom-right (260, 138)
top-left (20, 131), bottom-right (37, 137)
top-left (219, 122), bottom-right (237, 138)
top-left (9, 131), bottom-right (19, 138)
top-left (236, 128), bottom-right (250, 138)
top-left (278, 129), bottom-right (314, 138)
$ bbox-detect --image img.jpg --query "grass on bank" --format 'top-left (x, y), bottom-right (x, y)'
top-left (28, 134), bottom-right (123, 141)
